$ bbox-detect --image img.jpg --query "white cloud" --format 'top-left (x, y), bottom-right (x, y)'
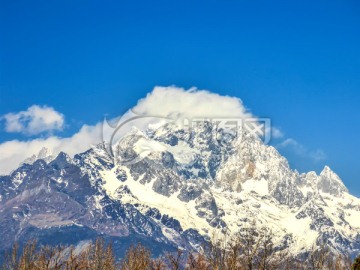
top-left (106, 86), bottom-right (259, 148)
top-left (1, 86), bottom-right (257, 174)
top-left (1, 105), bottom-right (64, 135)
top-left (264, 126), bottom-right (284, 141)
top-left (132, 86), bottom-right (254, 119)
top-left (276, 138), bottom-right (326, 162)
top-left (0, 123), bottom-right (102, 175)
top-left (0, 86), bottom-right (281, 175)
top-left (271, 127), bottom-right (284, 139)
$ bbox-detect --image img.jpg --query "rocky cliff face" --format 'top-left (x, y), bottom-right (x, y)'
top-left (1, 121), bottom-right (359, 259)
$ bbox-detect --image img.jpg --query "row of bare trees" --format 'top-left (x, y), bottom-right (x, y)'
top-left (2, 230), bottom-right (360, 270)
top-left (2, 239), bottom-right (116, 270)
top-left (193, 225), bottom-right (354, 270)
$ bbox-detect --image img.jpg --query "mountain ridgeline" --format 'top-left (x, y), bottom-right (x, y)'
top-left (0, 120), bottom-right (360, 261)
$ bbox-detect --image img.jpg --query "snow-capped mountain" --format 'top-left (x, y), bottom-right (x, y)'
top-left (0, 120), bottom-right (359, 260)
top-left (21, 147), bottom-right (55, 166)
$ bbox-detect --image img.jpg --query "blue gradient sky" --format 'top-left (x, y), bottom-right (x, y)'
top-left (1, 0), bottom-right (360, 195)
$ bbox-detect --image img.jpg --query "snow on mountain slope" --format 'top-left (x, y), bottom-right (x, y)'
top-left (95, 120), bottom-right (360, 256)
top-left (101, 166), bottom-right (213, 235)
top-left (1, 119), bottom-right (360, 259)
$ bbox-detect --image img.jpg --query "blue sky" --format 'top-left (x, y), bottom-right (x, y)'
top-left (1, 0), bottom-right (360, 195)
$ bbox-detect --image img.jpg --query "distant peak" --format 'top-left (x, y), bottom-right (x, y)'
top-left (320, 165), bottom-right (332, 174)
top-left (38, 147), bottom-right (52, 158)
top-left (319, 165), bottom-right (348, 195)
top-left (21, 147), bottom-right (55, 167)
top-left (320, 165), bottom-right (339, 179)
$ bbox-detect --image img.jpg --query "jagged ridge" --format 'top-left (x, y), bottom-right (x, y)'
top-left (0, 121), bottom-right (360, 259)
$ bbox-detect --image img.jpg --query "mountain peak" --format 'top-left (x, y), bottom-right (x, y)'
top-left (49, 152), bottom-right (74, 170)
top-left (318, 165), bottom-right (348, 195)
top-left (320, 165), bottom-right (333, 176)
top-left (1, 118), bottom-right (360, 260)
top-left (21, 147), bottom-right (55, 166)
